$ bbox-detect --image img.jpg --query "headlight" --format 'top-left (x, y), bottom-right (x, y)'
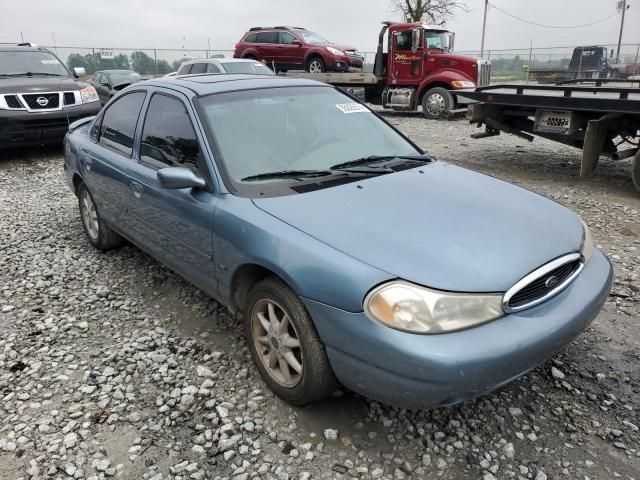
top-left (451, 80), bottom-right (476, 89)
top-left (580, 219), bottom-right (594, 263)
top-left (364, 281), bottom-right (504, 334)
top-left (79, 86), bottom-right (99, 104)
top-left (327, 47), bottom-right (345, 56)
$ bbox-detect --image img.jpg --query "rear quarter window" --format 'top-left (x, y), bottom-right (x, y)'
top-left (177, 64), bottom-right (192, 75)
top-left (244, 33), bottom-right (258, 43)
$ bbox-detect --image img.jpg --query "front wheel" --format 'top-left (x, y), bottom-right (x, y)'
top-left (421, 87), bottom-right (454, 120)
top-left (78, 183), bottom-right (123, 250)
top-left (244, 276), bottom-right (337, 405)
top-left (306, 57), bottom-right (325, 73)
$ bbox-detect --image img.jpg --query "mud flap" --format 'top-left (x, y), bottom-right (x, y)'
top-left (581, 113), bottom-right (619, 177)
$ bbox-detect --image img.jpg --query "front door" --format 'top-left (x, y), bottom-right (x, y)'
top-left (124, 90), bottom-right (217, 294)
top-left (81, 90), bottom-right (147, 226)
top-left (390, 29), bottom-right (423, 85)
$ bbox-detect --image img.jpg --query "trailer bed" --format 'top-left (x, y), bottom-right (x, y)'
top-left (457, 84), bottom-right (640, 114)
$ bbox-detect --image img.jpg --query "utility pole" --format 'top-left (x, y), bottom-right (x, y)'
top-left (616, 0), bottom-right (629, 62)
top-left (207, 37), bottom-right (211, 58)
top-left (480, 0), bottom-right (489, 57)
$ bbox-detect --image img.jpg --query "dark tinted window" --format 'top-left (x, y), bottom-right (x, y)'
top-left (244, 33), bottom-right (258, 43)
top-left (140, 94), bottom-right (201, 171)
top-left (396, 32), bottom-right (412, 51)
top-left (190, 63), bottom-right (207, 74)
top-left (98, 91), bottom-right (146, 156)
top-left (256, 32), bottom-right (278, 44)
top-left (177, 63), bottom-right (192, 75)
top-left (279, 32), bottom-right (297, 44)
top-left (206, 63), bottom-right (222, 73)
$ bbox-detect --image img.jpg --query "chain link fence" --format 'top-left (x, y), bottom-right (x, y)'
top-left (41, 43), bottom-right (640, 82)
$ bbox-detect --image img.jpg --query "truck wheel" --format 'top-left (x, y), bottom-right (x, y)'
top-left (306, 57), bottom-right (325, 73)
top-left (633, 150), bottom-right (640, 194)
top-left (422, 87), bottom-right (454, 119)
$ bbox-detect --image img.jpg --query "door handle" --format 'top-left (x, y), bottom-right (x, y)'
top-left (130, 181), bottom-right (144, 198)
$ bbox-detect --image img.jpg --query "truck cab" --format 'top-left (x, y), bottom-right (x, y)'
top-left (372, 22), bottom-right (490, 118)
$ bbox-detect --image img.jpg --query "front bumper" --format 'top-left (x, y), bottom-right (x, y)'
top-left (0, 102), bottom-right (101, 147)
top-left (330, 56), bottom-right (364, 72)
top-left (303, 249), bottom-right (613, 409)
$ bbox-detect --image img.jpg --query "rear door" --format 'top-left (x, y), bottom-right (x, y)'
top-left (124, 90), bottom-right (217, 293)
top-left (255, 31), bottom-right (280, 66)
top-left (81, 90), bottom-right (147, 226)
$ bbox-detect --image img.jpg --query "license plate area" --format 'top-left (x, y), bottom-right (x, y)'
top-left (534, 110), bottom-right (575, 135)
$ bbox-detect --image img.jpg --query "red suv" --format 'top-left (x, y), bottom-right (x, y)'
top-left (234, 26), bottom-right (364, 73)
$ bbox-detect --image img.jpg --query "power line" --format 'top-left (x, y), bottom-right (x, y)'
top-left (489, 3), bottom-right (618, 29)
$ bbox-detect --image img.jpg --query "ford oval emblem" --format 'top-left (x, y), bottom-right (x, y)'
top-left (545, 275), bottom-right (559, 288)
top-left (36, 96), bottom-right (49, 106)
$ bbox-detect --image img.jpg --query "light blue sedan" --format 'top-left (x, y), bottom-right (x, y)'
top-left (64, 74), bottom-right (613, 409)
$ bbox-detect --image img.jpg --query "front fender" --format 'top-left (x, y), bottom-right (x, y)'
top-left (213, 196), bottom-right (393, 312)
top-left (418, 69), bottom-right (476, 97)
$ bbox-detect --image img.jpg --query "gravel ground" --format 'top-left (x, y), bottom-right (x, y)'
top-left (1, 116), bottom-right (639, 480)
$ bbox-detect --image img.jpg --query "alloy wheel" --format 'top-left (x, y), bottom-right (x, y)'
top-left (80, 189), bottom-right (99, 242)
top-left (309, 60), bottom-right (323, 74)
top-left (251, 298), bottom-right (303, 388)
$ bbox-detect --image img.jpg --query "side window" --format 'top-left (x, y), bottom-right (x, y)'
top-left (190, 63), bottom-right (207, 74)
top-left (279, 32), bottom-right (297, 44)
top-left (98, 91), bottom-right (146, 156)
top-left (177, 63), bottom-right (192, 75)
top-left (256, 32), bottom-right (278, 44)
top-left (206, 63), bottom-right (222, 73)
top-left (140, 94), bottom-right (202, 171)
top-left (95, 73), bottom-right (104, 85)
top-left (395, 32), bottom-right (413, 51)
top-left (244, 33), bottom-right (258, 43)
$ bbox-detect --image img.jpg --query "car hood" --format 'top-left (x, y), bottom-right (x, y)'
top-left (252, 162), bottom-right (584, 293)
top-left (0, 76), bottom-right (82, 94)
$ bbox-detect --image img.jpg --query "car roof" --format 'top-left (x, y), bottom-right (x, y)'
top-left (141, 74), bottom-right (326, 96)
top-left (98, 69), bottom-right (138, 74)
top-left (0, 44), bottom-right (51, 53)
top-left (181, 58), bottom-right (263, 65)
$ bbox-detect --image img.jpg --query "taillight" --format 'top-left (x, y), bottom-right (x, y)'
top-left (234, 43), bottom-right (241, 49)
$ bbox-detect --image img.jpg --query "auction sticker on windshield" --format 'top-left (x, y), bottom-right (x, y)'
top-left (336, 103), bottom-right (369, 114)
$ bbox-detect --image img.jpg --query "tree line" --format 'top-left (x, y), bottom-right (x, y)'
top-left (66, 51), bottom-right (223, 75)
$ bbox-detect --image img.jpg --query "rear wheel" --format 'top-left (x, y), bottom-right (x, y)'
top-left (78, 183), bottom-right (123, 251)
top-left (244, 276), bottom-right (337, 405)
top-left (633, 150), bottom-right (640, 194)
top-left (306, 57), bottom-right (325, 73)
top-left (421, 87), bottom-right (454, 119)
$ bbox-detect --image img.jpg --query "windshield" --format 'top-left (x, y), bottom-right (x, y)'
top-left (0, 50), bottom-right (68, 76)
top-left (425, 31), bottom-right (453, 51)
top-left (200, 86), bottom-right (419, 189)
top-left (295, 30), bottom-right (330, 45)
top-left (109, 71), bottom-right (141, 86)
top-left (221, 62), bottom-right (274, 75)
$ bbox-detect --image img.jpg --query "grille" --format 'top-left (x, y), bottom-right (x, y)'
top-left (478, 61), bottom-right (491, 86)
top-left (507, 258), bottom-right (582, 310)
top-left (5, 95), bottom-right (22, 108)
top-left (64, 92), bottom-right (76, 106)
top-left (22, 93), bottom-right (60, 110)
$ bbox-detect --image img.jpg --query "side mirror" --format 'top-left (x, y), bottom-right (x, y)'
top-left (411, 29), bottom-right (421, 53)
top-left (291, 39), bottom-right (302, 46)
top-left (157, 167), bottom-right (206, 189)
top-left (73, 67), bottom-right (86, 78)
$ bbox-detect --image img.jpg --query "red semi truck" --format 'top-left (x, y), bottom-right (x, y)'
top-left (286, 21), bottom-right (491, 119)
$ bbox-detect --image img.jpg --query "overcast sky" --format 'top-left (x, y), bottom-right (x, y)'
top-left (1, 0), bottom-right (638, 55)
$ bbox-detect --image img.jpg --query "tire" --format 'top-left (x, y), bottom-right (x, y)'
top-left (306, 57), bottom-right (325, 74)
top-left (633, 150), bottom-right (640, 195)
top-left (244, 276), bottom-right (337, 405)
top-left (77, 183), bottom-right (123, 251)
top-left (421, 87), bottom-right (454, 120)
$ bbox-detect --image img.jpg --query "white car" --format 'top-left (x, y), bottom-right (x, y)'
top-left (175, 58), bottom-right (274, 76)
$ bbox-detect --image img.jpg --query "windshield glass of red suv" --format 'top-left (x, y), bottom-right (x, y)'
top-left (295, 30), bottom-right (330, 45)
top-left (0, 51), bottom-right (68, 76)
top-left (201, 86), bottom-right (418, 185)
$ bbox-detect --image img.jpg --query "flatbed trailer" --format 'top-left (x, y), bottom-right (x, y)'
top-left (457, 80), bottom-right (640, 193)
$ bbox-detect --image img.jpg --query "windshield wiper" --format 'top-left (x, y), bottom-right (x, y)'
top-left (331, 155), bottom-right (431, 170)
top-left (241, 169), bottom-right (334, 182)
top-left (3, 72), bottom-right (62, 77)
